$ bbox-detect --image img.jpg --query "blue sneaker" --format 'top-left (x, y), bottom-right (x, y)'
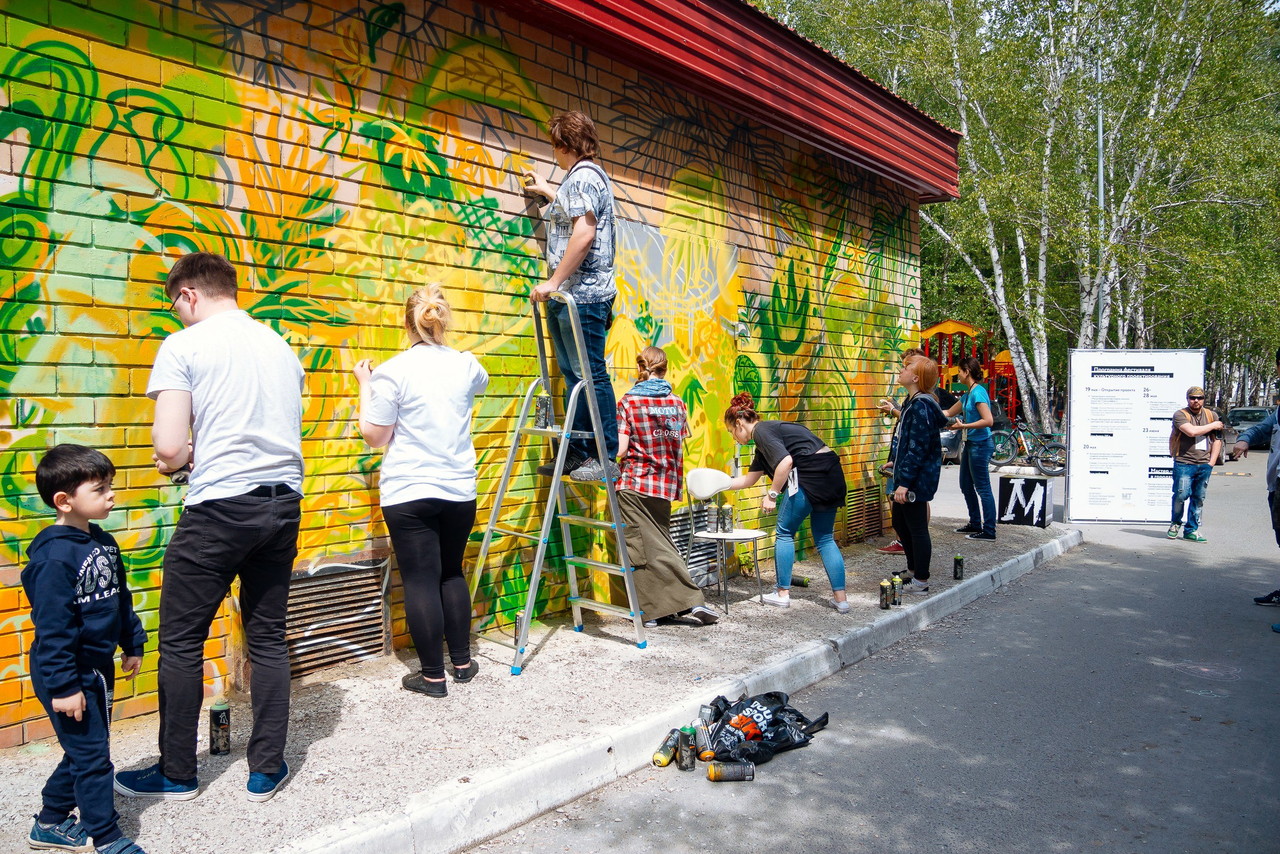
top-left (28, 815), bottom-right (92, 852)
top-left (246, 759), bottom-right (289, 802)
top-left (95, 838), bottom-right (148, 854)
top-left (113, 764), bottom-right (198, 800)
top-left (1272, 623), bottom-right (1280, 634)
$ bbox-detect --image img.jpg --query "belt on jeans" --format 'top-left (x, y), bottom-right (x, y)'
top-left (246, 483), bottom-right (295, 498)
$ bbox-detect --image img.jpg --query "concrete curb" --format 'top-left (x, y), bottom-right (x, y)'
top-left (270, 527), bottom-right (1083, 854)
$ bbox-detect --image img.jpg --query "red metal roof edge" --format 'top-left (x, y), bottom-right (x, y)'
top-left (479, 0), bottom-right (961, 202)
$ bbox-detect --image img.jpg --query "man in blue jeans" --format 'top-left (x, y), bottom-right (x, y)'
top-left (524, 111), bottom-right (620, 483)
top-left (1167, 385), bottom-right (1223, 543)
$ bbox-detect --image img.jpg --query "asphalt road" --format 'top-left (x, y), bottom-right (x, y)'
top-left (472, 453), bottom-right (1280, 854)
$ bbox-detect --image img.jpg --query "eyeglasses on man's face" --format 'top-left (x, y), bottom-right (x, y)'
top-left (1188, 395), bottom-right (1205, 401)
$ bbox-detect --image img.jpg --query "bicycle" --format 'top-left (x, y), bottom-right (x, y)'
top-left (990, 420), bottom-right (1067, 476)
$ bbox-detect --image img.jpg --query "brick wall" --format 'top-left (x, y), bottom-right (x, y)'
top-left (0, 0), bottom-right (919, 744)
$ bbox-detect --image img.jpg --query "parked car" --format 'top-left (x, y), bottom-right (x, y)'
top-left (1226, 406), bottom-right (1272, 449)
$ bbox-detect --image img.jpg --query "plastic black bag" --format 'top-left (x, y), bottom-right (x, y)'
top-left (706, 691), bottom-right (829, 765)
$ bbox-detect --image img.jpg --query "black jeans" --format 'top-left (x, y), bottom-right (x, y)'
top-left (891, 500), bottom-right (932, 581)
top-left (158, 487), bottom-right (300, 780)
top-left (382, 497), bottom-right (476, 679)
top-left (32, 666), bottom-right (122, 846)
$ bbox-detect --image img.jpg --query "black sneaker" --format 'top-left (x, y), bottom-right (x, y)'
top-left (955, 525), bottom-right (981, 534)
top-left (536, 449), bottom-right (587, 477)
top-left (402, 672), bottom-right (447, 697)
top-left (1254, 589), bottom-right (1280, 606)
top-left (966, 531), bottom-right (997, 540)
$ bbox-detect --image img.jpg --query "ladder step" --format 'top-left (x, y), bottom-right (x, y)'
top-left (519, 426), bottom-right (563, 438)
top-left (565, 556), bottom-right (628, 575)
top-left (491, 527), bottom-right (542, 542)
top-left (559, 514), bottom-right (616, 530)
top-left (569, 597), bottom-right (636, 618)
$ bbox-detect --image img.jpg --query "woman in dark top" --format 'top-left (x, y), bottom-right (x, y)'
top-left (893, 355), bottom-right (949, 593)
top-left (721, 393), bottom-right (849, 612)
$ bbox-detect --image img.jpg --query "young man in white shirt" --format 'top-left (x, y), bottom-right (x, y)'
top-left (115, 252), bottom-right (304, 803)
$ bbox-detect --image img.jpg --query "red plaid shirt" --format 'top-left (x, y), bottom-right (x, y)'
top-left (616, 391), bottom-right (690, 501)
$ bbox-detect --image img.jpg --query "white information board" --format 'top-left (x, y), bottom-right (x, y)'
top-left (1065, 349), bottom-right (1205, 523)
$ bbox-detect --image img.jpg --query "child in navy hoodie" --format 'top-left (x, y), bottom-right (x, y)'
top-left (23, 445), bottom-right (148, 854)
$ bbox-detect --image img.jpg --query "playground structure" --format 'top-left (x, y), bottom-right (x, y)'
top-left (921, 320), bottom-right (1021, 425)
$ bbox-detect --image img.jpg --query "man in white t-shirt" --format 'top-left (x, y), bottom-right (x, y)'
top-left (114, 252), bottom-right (304, 804)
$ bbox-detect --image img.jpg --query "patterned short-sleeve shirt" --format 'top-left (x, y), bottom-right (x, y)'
top-left (616, 391), bottom-right (690, 501)
top-left (545, 160), bottom-right (616, 303)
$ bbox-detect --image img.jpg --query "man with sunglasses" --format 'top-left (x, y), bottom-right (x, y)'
top-left (1167, 385), bottom-right (1223, 543)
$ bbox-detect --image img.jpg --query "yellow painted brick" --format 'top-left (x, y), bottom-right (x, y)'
top-left (91, 42), bottom-right (162, 84)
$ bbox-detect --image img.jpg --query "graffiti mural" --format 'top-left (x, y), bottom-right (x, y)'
top-left (0, 0), bottom-right (917, 741)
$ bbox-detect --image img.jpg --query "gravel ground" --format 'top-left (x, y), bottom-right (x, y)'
top-left (0, 517), bottom-right (1063, 854)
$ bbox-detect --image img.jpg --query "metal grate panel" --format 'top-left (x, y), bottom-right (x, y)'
top-left (286, 558), bottom-right (390, 678)
top-left (844, 482), bottom-right (884, 542)
top-left (670, 504), bottom-right (720, 588)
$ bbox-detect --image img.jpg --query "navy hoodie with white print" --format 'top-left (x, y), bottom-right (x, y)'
top-left (23, 524), bottom-right (147, 699)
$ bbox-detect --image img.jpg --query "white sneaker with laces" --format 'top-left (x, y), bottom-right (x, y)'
top-left (831, 599), bottom-right (850, 614)
top-left (903, 578), bottom-right (930, 594)
top-left (760, 591), bottom-right (791, 608)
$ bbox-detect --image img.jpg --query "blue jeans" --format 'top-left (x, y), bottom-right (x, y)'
top-left (775, 487), bottom-right (846, 591)
top-left (1171, 461), bottom-right (1212, 533)
top-left (547, 297), bottom-right (617, 460)
top-left (960, 436), bottom-right (996, 536)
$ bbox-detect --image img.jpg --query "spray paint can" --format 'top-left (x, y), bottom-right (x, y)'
top-left (879, 579), bottom-right (892, 609)
top-left (892, 574), bottom-right (903, 606)
top-left (533, 395), bottom-right (553, 428)
top-left (652, 728), bottom-right (680, 766)
top-left (707, 761), bottom-right (755, 782)
top-left (954, 554), bottom-right (965, 579)
top-left (209, 698), bottom-right (231, 756)
top-left (693, 718), bottom-right (714, 761)
top-left (705, 502), bottom-right (720, 533)
top-left (676, 726), bottom-right (697, 771)
top-left (791, 575), bottom-right (811, 587)
top-left (720, 502), bottom-right (734, 532)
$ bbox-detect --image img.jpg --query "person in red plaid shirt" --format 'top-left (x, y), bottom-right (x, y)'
top-left (616, 347), bottom-right (719, 628)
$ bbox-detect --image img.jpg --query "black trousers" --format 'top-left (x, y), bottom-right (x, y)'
top-left (32, 667), bottom-right (122, 846)
top-left (382, 497), bottom-right (476, 679)
top-left (891, 500), bottom-right (932, 581)
top-left (158, 488), bottom-right (300, 780)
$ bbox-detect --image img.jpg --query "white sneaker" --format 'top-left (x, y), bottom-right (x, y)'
top-left (903, 578), bottom-right (930, 594)
top-left (760, 591), bottom-right (791, 608)
top-left (831, 599), bottom-right (850, 614)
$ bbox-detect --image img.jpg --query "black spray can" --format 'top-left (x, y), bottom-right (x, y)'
top-left (676, 727), bottom-right (697, 771)
top-left (533, 395), bottom-right (553, 428)
top-left (707, 761), bottom-right (755, 781)
top-left (879, 579), bottom-right (892, 609)
top-left (892, 575), bottom-right (902, 606)
top-left (953, 554), bottom-right (964, 580)
top-left (209, 698), bottom-right (230, 756)
top-left (652, 728), bottom-right (680, 767)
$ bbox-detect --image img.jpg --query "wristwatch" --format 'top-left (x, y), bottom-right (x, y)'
top-left (767, 490), bottom-right (779, 500)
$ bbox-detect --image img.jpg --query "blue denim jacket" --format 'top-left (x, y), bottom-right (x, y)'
top-left (893, 392), bottom-right (949, 501)
top-left (1237, 406), bottom-right (1280, 491)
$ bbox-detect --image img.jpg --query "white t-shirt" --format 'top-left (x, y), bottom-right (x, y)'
top-left (147, 309), bottom-right (305, 505)
top-left (364, 344), bottom-right (489, 506)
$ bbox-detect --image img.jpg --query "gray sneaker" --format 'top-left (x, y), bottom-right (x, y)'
top-left (95, 839), bottom-right (148, 854)
top-left (569, 458), bottom-right (622, 482)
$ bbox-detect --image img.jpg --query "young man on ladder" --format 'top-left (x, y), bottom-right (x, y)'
top-left (524, 111), bottom-right (620, 483)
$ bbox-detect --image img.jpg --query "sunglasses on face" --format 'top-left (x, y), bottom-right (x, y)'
top-left (1188, 396), bottom-right (1205, 400)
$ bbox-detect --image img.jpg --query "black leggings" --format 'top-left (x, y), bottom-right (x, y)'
top-left (382, 497), bottom-right (477, 679)
top-left (891, 500), bottom-right (931, 581)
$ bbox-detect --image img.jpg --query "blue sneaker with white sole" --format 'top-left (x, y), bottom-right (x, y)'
top-left (95, 837), bottom-right (148, 854)
top-left (114, 764), bottom-right (198, 800)
top-left (246, 760), bottom-right (290, 802)
top-left (28, 815), bottom-right (91, 852)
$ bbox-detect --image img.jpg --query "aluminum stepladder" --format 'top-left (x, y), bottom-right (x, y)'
top-left (470, 291), bottom-right (646, 674)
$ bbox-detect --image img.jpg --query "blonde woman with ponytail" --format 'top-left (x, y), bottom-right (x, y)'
top-left (615, 347), bottom-right (718, 627)
top-left (353, 284), bottom-right (489, 698)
